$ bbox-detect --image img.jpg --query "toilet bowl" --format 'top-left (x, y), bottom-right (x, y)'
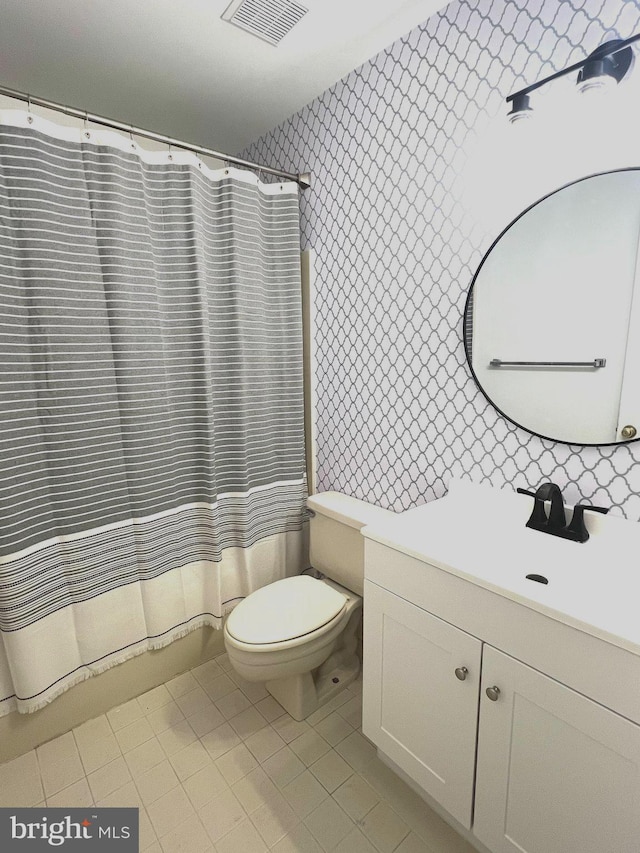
top-left (223, 491), bottom-right (394, 720)
top-left (224, 575), bottom-right (362, 719)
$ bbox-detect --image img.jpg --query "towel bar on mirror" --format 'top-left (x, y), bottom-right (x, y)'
top-left (489, 358), bottom-right (606, 368)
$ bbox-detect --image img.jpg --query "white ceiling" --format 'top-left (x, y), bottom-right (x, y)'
top-left (0, 0), bottom-right (448, 156)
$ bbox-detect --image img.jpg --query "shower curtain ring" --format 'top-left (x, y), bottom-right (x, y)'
top-left (168, 142), bottom-right (173, 161)
top-left (129, 125), bottom-right (136, 149)
top-left (27, 95), bottom-right (33, 124)
top-left (83, 110), bottom-right (91, 139)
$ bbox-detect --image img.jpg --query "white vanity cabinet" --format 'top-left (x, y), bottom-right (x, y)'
top-left (363, 580), bottom-right (481, 828)
top-left (474, 645), bottom-right (640, 853)
top-left (362, 529), bottom-right (640, 853)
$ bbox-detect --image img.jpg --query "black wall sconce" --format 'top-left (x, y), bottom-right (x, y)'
top-left (507, 34), bottom-right (640, 123)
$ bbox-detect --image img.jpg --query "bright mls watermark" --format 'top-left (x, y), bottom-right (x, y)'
top-left (0, 808), bottom-right (138, 851)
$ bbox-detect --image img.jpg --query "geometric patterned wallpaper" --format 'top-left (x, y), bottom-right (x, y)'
top-left (242, 0), bottom-right (640, 519)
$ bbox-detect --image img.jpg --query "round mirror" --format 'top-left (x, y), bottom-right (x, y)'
top-left (464, 169), bottom-right (640, 445)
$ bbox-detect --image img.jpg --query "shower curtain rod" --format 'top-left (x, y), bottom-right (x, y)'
top-left (0, 84), bottom-right (311, 190)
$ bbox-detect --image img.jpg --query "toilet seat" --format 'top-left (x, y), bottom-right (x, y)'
top-left (226, 575), bottom-right (347, 645)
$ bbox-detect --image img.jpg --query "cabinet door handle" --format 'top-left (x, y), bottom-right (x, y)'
top-left (454, 667), bottom-right (468, 681)
top-left (486, 686), bottom-right (501, 701)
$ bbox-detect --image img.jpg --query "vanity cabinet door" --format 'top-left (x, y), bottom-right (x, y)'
top-left (362, 580), bottom-right (482, 829)
top-left (474, 645), bottom-right (640, 853)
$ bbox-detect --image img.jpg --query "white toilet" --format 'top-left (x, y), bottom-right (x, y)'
top-left (223, 491), bottom-right (393, 720)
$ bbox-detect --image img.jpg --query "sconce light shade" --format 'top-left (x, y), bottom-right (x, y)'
top-left (507, 93), bottom-right (533, 124)
top-left (577, 40), bottom-right (635, 93)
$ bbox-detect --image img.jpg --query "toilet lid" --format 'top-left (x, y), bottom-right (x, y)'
top-left (226, 575), bottom-right (347, 645)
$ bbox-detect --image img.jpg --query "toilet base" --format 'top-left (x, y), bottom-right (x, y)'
top-left (266, 652), bottom-right (360, 721)
top-left (266, 607), bottom-right (362, 720)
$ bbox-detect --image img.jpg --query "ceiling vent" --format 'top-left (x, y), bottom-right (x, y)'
top-left (221, 0), bottom-right (308, 46)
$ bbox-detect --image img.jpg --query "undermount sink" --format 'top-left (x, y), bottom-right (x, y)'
top-left (362, 478), bottom-right (640, 655)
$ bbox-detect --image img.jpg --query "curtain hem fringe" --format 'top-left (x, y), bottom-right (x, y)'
top-left (5, 615), bottom-right (225, 717)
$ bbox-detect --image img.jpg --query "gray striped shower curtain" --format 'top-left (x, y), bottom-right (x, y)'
top-left (0, 112), bottom-right (307, 715)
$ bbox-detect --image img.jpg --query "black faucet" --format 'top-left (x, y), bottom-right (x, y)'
top-left (517, 482), bottom-right (609, 543)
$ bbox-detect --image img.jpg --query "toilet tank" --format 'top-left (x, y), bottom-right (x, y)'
top-left (307, 492), bottom-right (395, 596)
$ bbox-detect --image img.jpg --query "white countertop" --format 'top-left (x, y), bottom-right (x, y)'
top-left (362, 479), bottom-right (640, 656)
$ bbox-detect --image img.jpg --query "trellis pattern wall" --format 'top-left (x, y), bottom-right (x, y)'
top-left (242, 0), bottom-right (640, 519)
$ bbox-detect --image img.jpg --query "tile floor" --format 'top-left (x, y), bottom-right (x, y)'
top-left (0, 652), bottom-right (476, 853)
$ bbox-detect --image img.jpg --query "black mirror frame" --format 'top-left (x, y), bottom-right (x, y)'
top-left (463, 167), bottom-right (640, 448)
